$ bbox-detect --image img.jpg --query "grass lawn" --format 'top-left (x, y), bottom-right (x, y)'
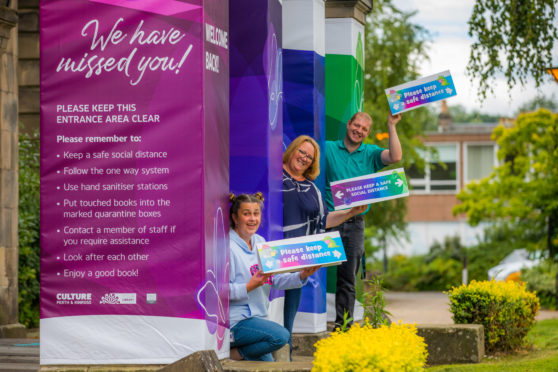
top-left (429, 319), bottom-right (558, 371)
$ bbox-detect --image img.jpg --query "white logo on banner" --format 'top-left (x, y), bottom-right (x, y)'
top-left (99, 293), bottom-right (137, 304)
top-left (146, 293), bottom-right (157, 304)
top-left (56, 293), bottom-right (92, 305)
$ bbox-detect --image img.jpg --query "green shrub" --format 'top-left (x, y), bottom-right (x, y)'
top-left (375, 253), bottom-right (461, 292)
top-left (363, 276), bottom-right (391, 328)
top-left (447, 280), bottom-right (540, 353)
top-left (522, 262), bottom-right (557, 310)
top-left (415, 256), bottom-right (461, 291)
top-left (369, 225), bottom-right (524, 293)
top-left (379, 254), bottom-right (423, 291)
top-left (18, 131), bottom-right (40, 328)
top-left (465, 226), bottom-right (519, 282)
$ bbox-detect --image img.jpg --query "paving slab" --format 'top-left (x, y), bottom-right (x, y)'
top-left (221, 356), bottom-right (313, 372)
top-left (385, 291), bottom-right (453, 324)
top-left (0, 339), bottom-right (39, 372)
top-left (3, 292), bottom-right (555, 371)
top-left (0, 362), bottom-right (39, 371)
top-left (385, 291), bottom-right (558, 324)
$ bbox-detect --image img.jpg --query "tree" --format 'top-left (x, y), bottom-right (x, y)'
top-left (18, 131), bottom-right (40, 327)
top-left (467, 0), bottom-right (558, 101)
top-left (517, 94), bottom-right (558, 115)
top-left (453, 109), bottom-right (558, 304)
top-left (363, 0), bottom-right (435, 263)
top-left (447, 104), bottom-right (501, 124)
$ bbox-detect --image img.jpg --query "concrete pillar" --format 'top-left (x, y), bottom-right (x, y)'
top-left (229, 0), bottom-right (284, 326)
top-left (40, 1), bottom-right (230, 364)
top-left (282, 0), bottom-right (328, 334)
top-left (0, 1), bottom-right (24, 337)
top-left (325, 0), bottom-right (372, 141)
top-left (229, 0), bottom-right (284, 241)
top-left (283, 0), bottom-right (326, 153)
top-left (324, 0), bottom-right (372, 322)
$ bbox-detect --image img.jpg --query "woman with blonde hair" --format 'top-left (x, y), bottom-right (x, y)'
top-left (282, 135), bottom-right (366, 351)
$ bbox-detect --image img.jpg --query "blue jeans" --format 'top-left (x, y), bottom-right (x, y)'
top-left (283, 287), bottom-right (301, 343)
top-left (230, 317), bottom-right (290, 361)
top-left (284, 288), bottom-right (302, 360)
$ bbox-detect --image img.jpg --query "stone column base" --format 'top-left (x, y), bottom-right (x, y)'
top-left (0, 323), bottom-right (26, 338)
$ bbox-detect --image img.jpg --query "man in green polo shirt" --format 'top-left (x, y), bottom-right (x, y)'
top-left (325, 111), bottom-right (402, 328)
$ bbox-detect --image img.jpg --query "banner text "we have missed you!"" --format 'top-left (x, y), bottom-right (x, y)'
top-left (56, 18), bottom-right (194, 86)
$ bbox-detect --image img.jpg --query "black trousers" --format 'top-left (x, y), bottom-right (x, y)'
top-left (329, 215), bottom-right (365, 327)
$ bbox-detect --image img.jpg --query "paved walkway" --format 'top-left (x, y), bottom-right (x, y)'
top-left (0, 338), bottom-right (39, 372)
top-left (2, 293), bottom-right (556, 371)
top-left (385, 291), bottom-right (558, 324)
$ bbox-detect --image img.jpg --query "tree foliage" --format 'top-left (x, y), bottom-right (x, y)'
top-left (363, 0), bottom-right (435, 253)
top-left (453, 109), bottom-right (558, 259)
top-left (447, 104), bottom-right (501, 124)
top-left (18, 131), bottom-right (40, 328)
top-left (467, 0), bottom-right (558, 101)
top-left (517, 94), bottom-right (558, 115)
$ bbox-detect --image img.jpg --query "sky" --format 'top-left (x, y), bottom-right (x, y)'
top-left (392, 0), bottom-right (558, 116)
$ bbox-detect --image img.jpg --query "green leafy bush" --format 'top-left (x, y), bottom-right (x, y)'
top-left (447, 280), bottom-right (540, 353)
top-left (368, 226), bottom-right (523, 292)
top-left (465, 224), bottom-right (522, 282)
top-left (363, 276), bottom-right (391, 328)
top-left (415, 256), bottom-right (461, 291)
top-left (18, 131), bottom-right (40, 328)
top-left (377, 253), bottom-right (461, 292)
top-left (522, 262), bottom-right (556, 310)
top-left (379, 254), bottom-right (423, 291)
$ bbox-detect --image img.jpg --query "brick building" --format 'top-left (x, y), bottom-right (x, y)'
top-left (390, 101), bottom-right (511, 256)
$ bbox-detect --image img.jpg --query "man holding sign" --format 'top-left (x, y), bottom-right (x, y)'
top-left (325, 112), bottom-right (402, 328)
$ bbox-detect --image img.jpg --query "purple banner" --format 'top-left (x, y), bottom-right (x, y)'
top-left (40, 0), bottom-right (229, 364)
top-left (229, 0), bottom-right (283, 241)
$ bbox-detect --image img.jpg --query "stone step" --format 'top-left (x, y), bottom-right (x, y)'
top-left (11, 323), bottom-right (484, 370)
top-left (0, 346), bottom-right (39, 356)
top-left (0, 339), bottom-right (40, 371)
top-left (0, 362), bottom-right (39, 371)
top-left (417, 324), bottom-right (484, 365)
top-left (291, 331), bottom-right (328, 357)
top-left (0, 355), bottom-right (39, 364)
top-left (0, 339), bottom-right (39, 347)
top-left (39, 366), bottom-right (163, 371)
top-left (221, 357), bottom-right (313, 372)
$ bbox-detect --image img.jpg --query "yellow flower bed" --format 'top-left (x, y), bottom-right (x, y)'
top-left (447, 280), bottom-right (540, 352)
top-left (312, 323), bottom-right (427, 372)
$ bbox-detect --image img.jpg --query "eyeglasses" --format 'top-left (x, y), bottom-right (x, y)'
top-left (297, 148), bottom-right (314, 162)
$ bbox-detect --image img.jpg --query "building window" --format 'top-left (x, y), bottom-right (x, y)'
top-left (409, 143), bottom-right (458, 193)
top-left (465, 144), bottom-right (496, 182)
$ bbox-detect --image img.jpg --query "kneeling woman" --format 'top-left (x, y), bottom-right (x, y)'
top-left (229, 192), bottom-right (319, 361)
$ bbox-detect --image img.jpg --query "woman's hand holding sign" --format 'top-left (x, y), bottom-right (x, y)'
top-left (299, 265), bottom-right (321, 280)
top-left (246, 270), bottom-right (272, 292)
